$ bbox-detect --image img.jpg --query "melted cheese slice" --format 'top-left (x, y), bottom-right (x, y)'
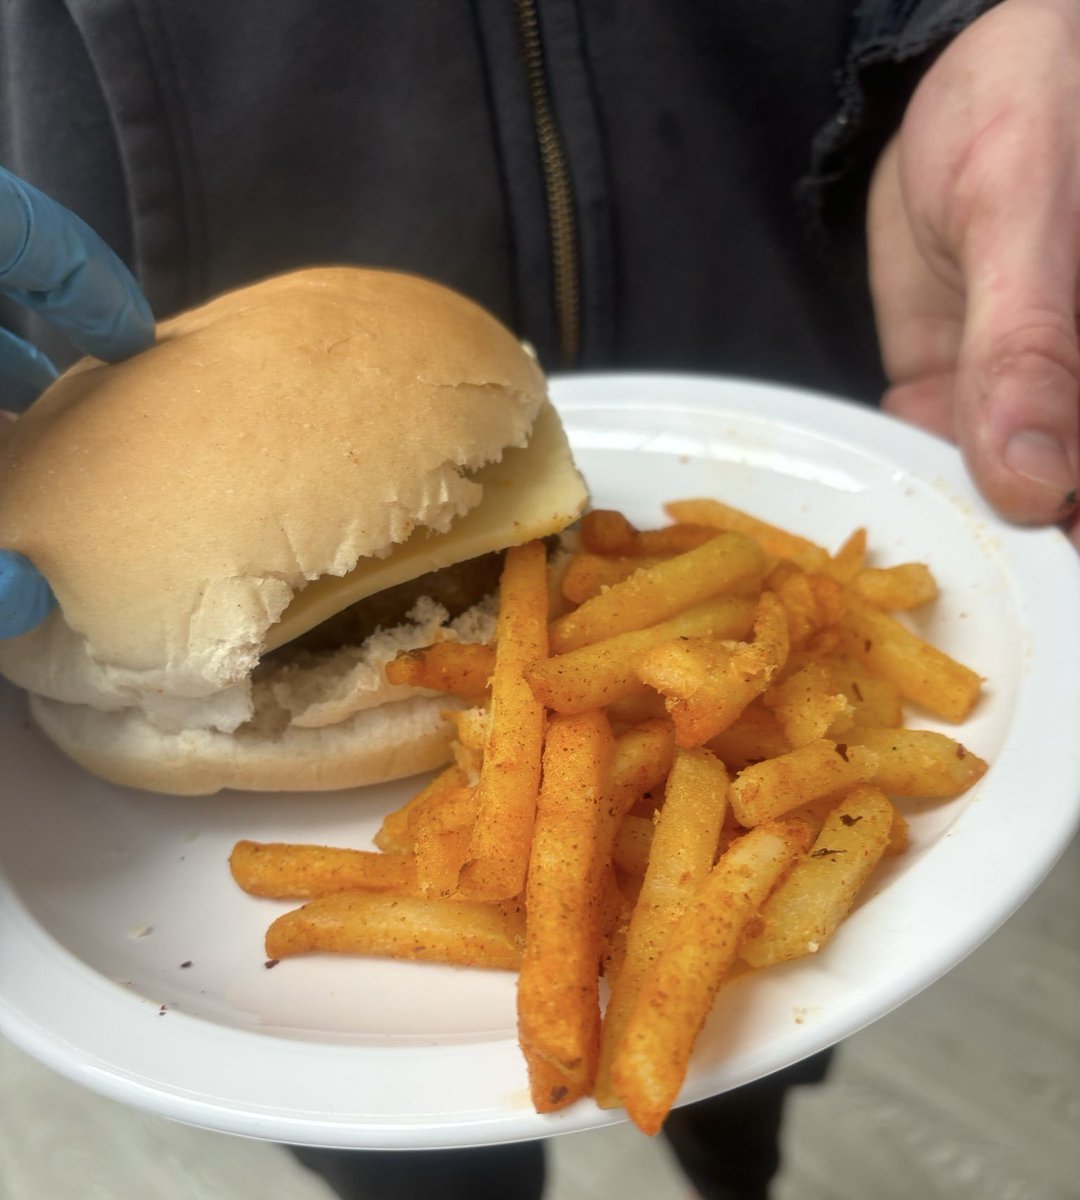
top-left (265, 402), bottom-right (588, 651)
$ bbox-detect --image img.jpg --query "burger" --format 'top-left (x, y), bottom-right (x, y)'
top-left (0, 268), bottom-right (587, 794)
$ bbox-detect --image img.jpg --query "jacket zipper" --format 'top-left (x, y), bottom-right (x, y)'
top-left (514, 0), bottom-right (581, 367)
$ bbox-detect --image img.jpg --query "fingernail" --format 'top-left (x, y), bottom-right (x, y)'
top-left (1003, 430), bottom-right (1077, 493)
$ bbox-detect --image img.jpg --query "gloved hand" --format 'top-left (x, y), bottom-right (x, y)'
top-left (0, 165), bottom-right (154, 638)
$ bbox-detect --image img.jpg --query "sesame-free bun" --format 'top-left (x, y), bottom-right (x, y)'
top-left (30, 689), bottom-right (459, 797)
top-left (0, 268), bottom-right (586, 794)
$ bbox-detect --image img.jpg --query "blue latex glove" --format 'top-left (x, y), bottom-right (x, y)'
top-left (0, 165), bottom-right (155, 638)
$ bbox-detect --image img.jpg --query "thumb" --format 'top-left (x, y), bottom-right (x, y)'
top-left (954, 217), bottom-right (1080, 526)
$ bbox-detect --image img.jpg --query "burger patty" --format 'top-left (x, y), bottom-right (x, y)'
top-left (264, 550), bottom-right (505, 664)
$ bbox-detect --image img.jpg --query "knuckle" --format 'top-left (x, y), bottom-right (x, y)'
top-left (979, 313), bottom-right (1080, 382)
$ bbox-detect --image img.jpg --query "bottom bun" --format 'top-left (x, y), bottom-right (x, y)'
top-left (30, 692), bottom-right (460, 796)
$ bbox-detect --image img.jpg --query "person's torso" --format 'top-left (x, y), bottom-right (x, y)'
top-left (0, 0), bottom-right (884, 399)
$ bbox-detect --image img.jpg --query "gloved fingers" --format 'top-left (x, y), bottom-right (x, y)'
top-left (0, 549), bottom-right (55, 639)
top-left (0, 324), bottom-right (58, 411)
top-left (0, 166), bottom-right (154, 362)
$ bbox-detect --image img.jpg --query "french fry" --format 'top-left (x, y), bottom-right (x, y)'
top-left (404, 781), bottom-right (477, 840)
top-left (373, 763), bottom-right (469, 853)
top-left (265, 892), bottom-right (527, 969)
top-left (614, 722), bottom-right (675, 819)
top-left (612, 815), bottom-right (654, 876)
top-left (527, 596), bottom-right (756, 715)
top-left (611, 820), bottom-right (810, 1134)
top-left (518, 710), bottom-right (614, 1098)
top-left (632, 524), bottom-right (720, 557)
top-left (844, 727), bottom-right (989, 798)
top-left (850, 563), bottom-right (939, 610)
top-left (230, 841), bottom-right (419, 899)
top-left (825, 528), bottom-right (867, 584)
top-left (446, 706), bottom-right (490, 782)
top-left (767, 565), bottom-right (844, 649)
top-left (580, 509), bottom-right (720, 557)
top-left (886, 807), bottom-right (910, 857)
top-left (561, 553), bottom-right (666, 604)
top-left (729, 738), bottom-right (880, 827)
top-left (527, 1054), bottom-right (591, 1114)
top-left (411, 786), bottom-right (480, 897)
top-left (384, 641), bottom-right (495, 701)
top-left (550, 532), bottom-right (765, 653)
top-left (820, 656), bottom-right (903, 729)
top-left (740, 786), bottom-right (894, 968)
top-left (605, 688), bottom-right (670, 725)
top-left (596, 747), bottom-right (729, 1108)
top-left (665, 498), bottom-right (829, 572)
top-left (580, 509), bottom-right (641, 556)
top-left (608, 720), bottom-right (677, 822)
top-left (706, 700), bottom-right (791, 771)
top-left (636, 592), bottom-right (789, 747)
top-left (841, 594), bottom-right (982, 721)
top-left (459, 542), bottom-right (549, 901)
top-left (762, 661), bottom-right (854, 747)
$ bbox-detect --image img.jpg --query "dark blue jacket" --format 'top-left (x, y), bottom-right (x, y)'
top-left (0, 0), bottom-right (996, 399)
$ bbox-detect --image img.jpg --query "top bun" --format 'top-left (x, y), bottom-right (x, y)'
top-left (0, 268), bottom-right (547, 705)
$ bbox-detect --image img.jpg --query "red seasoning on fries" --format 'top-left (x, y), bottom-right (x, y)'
top-left (231, 495), bottom-right (988, 1135)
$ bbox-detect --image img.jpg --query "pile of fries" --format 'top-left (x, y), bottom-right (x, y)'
top-left (230, 497), bottom-right (987, 1134)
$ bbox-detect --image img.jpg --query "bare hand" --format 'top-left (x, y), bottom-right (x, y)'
top-left (868, 0), bottom-right (1080, 549)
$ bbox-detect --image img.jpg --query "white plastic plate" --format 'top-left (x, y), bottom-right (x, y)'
top-left (1, 373), bottom-right (1077, 1148)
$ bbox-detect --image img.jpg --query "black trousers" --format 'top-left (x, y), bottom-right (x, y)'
top-left (291, 1050), bottom-right (832, 1200)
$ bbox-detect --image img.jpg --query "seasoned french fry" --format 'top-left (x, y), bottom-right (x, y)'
top-left (620, 723), bottom-right (676, 819)
top-left (384, 641), bottom-right (495, 700)
top-left (561, 554), bottom-right (666, 605)
top-left (527, 596), bottom-right (756, 715)
top-left (885, 807), bottom-right (910, 857)
top-left (580, 508), bottom-right (641, 556)
top-left (850, 563), bottom-right (939, 611)
top-left (596, 747), bottom-right (729, 1108)
top-left (412, 786), bottom-right (480, 897)
top-left (527, 1054), bottom-right (591, 1114)
top-left (459, 542), bottom-right (549, 901)
top-left (632, 524), bottom-right (720, 557)
top-left (230, 841), bottom-right (419, 899)
top-left (844, 727), bottom-right (989, 798)
top-left (518, 711), bottom-right (614, 1096)
top-left (550, 532), bottom-right (765, 653)
top-left (729, 738), bottom-right (879, 827)
top-left (265, 892), bottom-right (526, 969)
top-left (767, 565), bottom-right (844, 649)
top-left (405, 781), bottom-right (477, 840)
top-left (763, 661), bottom-right (853, 747)
top-left (446, 706), bottom-right (490, 782)
top-left (373, 763), bottom-right (469, 853)
top-left (580, 509), bottom-right (720, 557)
top-left (608, 720), bottom-right (676, 816)
top-left (636, 592), bottom-right (789, 747)
top-left (665, 498), bottom-right (829, 572)
top-left (825, 527), bottom-right (867, 584)
top-left (706, 700), bottom-right (791, 771)
top-left (841, 594), bottom-right (982, 721)
top-left (611, 820), bottom-right (810, 1134)
top-left (605, 688), bottom-right (670, 725)
top-left (740, 786), bottom-right (894, 968)
top-left (612, 814), bottom-right (655, 876)
top-left (819, 656), bottom-right (903, 729)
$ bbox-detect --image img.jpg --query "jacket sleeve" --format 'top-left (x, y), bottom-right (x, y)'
top-left (798, 0), bottom-right (1004, 255)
